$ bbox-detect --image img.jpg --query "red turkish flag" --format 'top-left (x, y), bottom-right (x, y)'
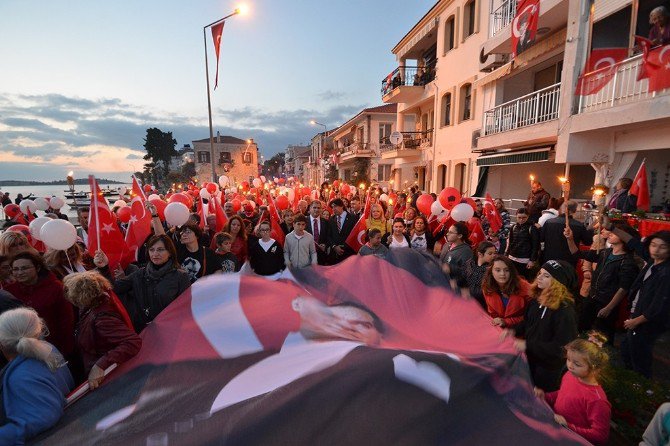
top-left (211, 21), bottom-right (225, 89)
top-left (629, 160), bottom-right (650, 211)
top-left (466, 218), bottom-right (487, 247)
top-left (638, 41), bottom-right (670, 93)
top-left (575, 48), bottom-right (628, 95)
top-left (264, 196), bottom-right (285, 247)
top-left (211, 196), bottom-right (228, 232)
top-left (345, 194), bottom-right (371, 253)
top-left (124, 176), bottom-right (153, 261)
top-left (484, 193), bottom-right (503, 233)
top-left (511, 0), bottom-right (539, 58)
top-left (88, 176), bottom-right (131, 271)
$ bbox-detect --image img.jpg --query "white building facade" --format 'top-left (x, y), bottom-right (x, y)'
top-left (192, 133), bottom-right (259, 185)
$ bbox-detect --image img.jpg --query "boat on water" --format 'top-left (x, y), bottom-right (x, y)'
top-left (64, 186), bottom-right (124, 199)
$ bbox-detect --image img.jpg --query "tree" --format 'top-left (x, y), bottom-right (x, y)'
top-left (353, 158), bottom-right (371, 185)
top-left (262, 152), bottom-right (285, 177)
top-left (182, 161), bottom-right (196, 180)
top-left (143, 128), bottom-right (177, 185)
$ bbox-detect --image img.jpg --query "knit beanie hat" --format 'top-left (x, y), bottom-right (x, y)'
top-left (541, 260), bottom-right (577, 291)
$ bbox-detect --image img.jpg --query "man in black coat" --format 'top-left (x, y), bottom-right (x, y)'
top-left (541, 200), bottom-right (592, 266)
top-left (305, 200), bottom-right (330, 265)
top-left (525, 181), bottom-right (550, 223)
top-left (327, 198), bottom-right (357, 264)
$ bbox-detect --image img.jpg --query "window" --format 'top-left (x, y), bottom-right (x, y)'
top-left (378, 164), bottom-right (392, 181)
top-left (197, 151), bottom-right (210, 163)
top-left (437, 164), bottom-right (447, 190)
top-left (460, 83), bottom-right (472, 121)
top-left (379, 123), bottom-right (392, 143)
top-left (463, 0), bottom-right (476, 39)
top-left (242, 152), bottom-right (252, 164)
top-left (219, 151), bottom-right (232, 164)
top-left (455, 163), bottom-right (467, 192)
top-left (441, 93), bottom-right (452, 126)
top-left (444, 16), bottom-right (455, 52)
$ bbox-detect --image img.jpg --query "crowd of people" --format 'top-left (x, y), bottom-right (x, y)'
top-left (0, 176), bottom-right (669, 445)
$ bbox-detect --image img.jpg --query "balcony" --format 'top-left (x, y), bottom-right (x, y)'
top-left (338, 142), bottom-right (376, 162)
top-left (483, 83), bottom-right (561, 136)
top-left (489, 0), bottom-right (516, 38)
top-left (381, 61), bottom-right (436, 103)
top-left (380, 130), bottom-right (432, 159)
top-left (577, 54), bottom-right (670, 114)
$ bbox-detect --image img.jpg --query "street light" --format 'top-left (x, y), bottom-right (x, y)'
top-left (203, 6), bottom-right (248, 182)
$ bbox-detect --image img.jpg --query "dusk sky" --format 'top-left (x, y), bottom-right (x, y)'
top-left (0, 0), bottom-right (435, 181)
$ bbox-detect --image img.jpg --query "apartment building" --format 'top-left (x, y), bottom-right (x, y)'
top-left (192, 132), bottom-right (259, 185)
top-left (307, 130), bottom-right (334, 187)
top-left (331, 104), bottom-right (397, 186)
top-left (284, 145), bottom-right (311, 185)
top-left (384, 0), bottom-right (670, 208)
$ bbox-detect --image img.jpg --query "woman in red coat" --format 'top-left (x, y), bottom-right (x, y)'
top-left (63, 271), bottom-right (141, 388)
top-left (4, 251), bottom-right (75, 358)
top-left (482, 255), bottom-right (532, 330)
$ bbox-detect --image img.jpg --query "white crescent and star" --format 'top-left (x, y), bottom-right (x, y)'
top-left (659, 45), bottom-right (670, 70)
top-left (512, 3), bottom-right (537, 38)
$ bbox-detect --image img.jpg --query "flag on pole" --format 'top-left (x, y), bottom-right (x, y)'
top-left (266, 196), bottom-right (286, 247)
top-left (197, 195), bottom-right (207, 230)
top-left (483, 193), bottom-right (503, 233)
top-left (575, 48), bottom-right (629, 95)
top-left (88, 176), bottom-right (130, 271)
top-left (211, 21), bottom-right (225, 89)
top-left (467, 218), bottom-right (487, 246)
top-left (211, 196), bottom-right (228, 232)
top-left (629, 160), bottom-right (650, 211)
top-left (124, 176), bottom-right (153, 261)
top-left (345, 193), bottom-right (371, 253)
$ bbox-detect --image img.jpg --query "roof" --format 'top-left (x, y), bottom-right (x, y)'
top-left (330, 104), bottom-right (398, 138)
top-left (192, 135), bottom-right (248, 144)
top-left (391, 1), bottom-right (445, 55)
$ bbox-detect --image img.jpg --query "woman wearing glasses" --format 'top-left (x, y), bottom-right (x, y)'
top-left (248, 220), bottom-right (285, 276)
top-left (111, 234), bottom-right (190, 333)
top-left (174, 224), bottom-right (220, 283)
top-left (3, 251), bottom-right (75, 361)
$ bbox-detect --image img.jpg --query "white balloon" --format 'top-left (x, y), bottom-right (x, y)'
top-left (450, 203), bottom-right (474, 222)
top-left (379, 193), bottom-right (389, 202)
top-left (164, 202), bottom-right (190, 227)
top-left (40, 219), bottom-right (77, 250)
top-left (382, 187), bottom-right (388, 193)
top-left (33, 197), bottom-right (50, 211)
top-left (252, 178), bottom-right (262, 188)
top-left (311, 190), bottom-right (319, 200)
top-left (218, 175), bottom-right (230, 188)
top-left (49, 197), bottom-right (65, 209)
top-left (260, 175), bottom-right (267, 183)
top-left (430, 200), bottom-right (446, 217)
top-left (148, 194), bottom-right (160, 201)
top-left (273, 178), bottom-right (279, 184)
top-left (29, 217), bottom-right (52, 241)
top-left (286, 189), bottom-right (295, 202)
top-left (113, 200), bottom-right (127, 208)
top-left (199, 188), bottom-right (211, 199)
top-left (19, 199), bottom-right (36, 215)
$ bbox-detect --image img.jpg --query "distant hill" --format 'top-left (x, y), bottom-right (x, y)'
top-left (0, 179), bottom-right (125, 187)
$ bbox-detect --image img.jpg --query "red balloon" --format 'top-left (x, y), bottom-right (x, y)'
top-left (3, 204), bottom-right (20, 218)
top-left (389, 193), bottom-right (398, 204)
top-left (416, 193), bottom-right (435, 216)
top-left (206, 183), bottom-right (218, 194)
top-left (278, 178), bottom-right (286, 185)
top-left (275, 195), bottom-right (290, 210)
top-left (462, 197), bottom-right (477, 211)
top-left (143, 184), bottom-right (152, 192)
top-left (188, 190), bottom-right (199, 198)
top-left (7, 225), bottom-right (33, 245)
top-left (169, 193), bottom-right (193, 209)
top-left (241, 181), bottom-right (250, 191)
top-left (231, 198), bottom-right (242, 212)
top-left (340, 184), bottom-right (350, 195)
top-left (116, 206), bottom-right (132, 223)
top-left (332, 180), bottom-right (340, 189)
top-left (301, 187), bottom-right (311, 197)
top-left (249, 187), bottom-right (258, 195)
top-left (438, 187), bottom-right (462, 211)
top-left (149, 198), bottom-right (167, 220)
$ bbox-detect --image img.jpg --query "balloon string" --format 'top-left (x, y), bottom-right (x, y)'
top-left (65, 250), bottom-right (75, 272)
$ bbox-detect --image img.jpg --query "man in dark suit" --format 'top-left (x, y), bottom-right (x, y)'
top-left (328, 198), bottom-right (357, 264)
top-left (349, 196), bottom-right (362, 221)
top-left (305, 201), bottom-right (330, 265)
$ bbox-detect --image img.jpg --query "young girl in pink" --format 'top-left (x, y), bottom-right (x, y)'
top-left (535, 332), bottom-right (611, 446)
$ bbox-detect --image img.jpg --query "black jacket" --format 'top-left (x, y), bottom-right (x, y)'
top-left (327, 212), bottom-right (358, 262)
top-left (248, 239), bottom-right (285, 276)
top-left (114, 262), bottom-right (191, 333)
top-left (541, 216), bottom-right (593, 265)
top-left (506, 222), bottom-right (540, 261)
top-left (525, 188), bottom-right (550, 220)
top-left (574, 248), bottom-right (639, 305)
top-left (305, 216), bottom-right (330, 265)
top-left (628, 260), bottom-right (670, 333)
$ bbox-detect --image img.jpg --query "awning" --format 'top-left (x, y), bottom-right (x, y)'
top-left (397, 17), bottom-right (439, 60)
top-left (476, 147), bottom-right (552, 166)
top-left (514, 29), bottom-right (566, 69)
top-left (474, 62), bottom-right (512, 88)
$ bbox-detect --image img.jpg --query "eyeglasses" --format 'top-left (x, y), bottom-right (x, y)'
top-left (12, 266), bottom-right (35, 272)
top-left (259, 228), bottom-right (271, 232)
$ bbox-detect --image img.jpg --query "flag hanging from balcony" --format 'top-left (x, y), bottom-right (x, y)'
top-left (630, 160), bottom-right (650, 211)
top-left (211, 21), bottom-right (225, 89)
top-left (575, 47), bottom-right (628, 95)
top-left (511, 0), bottom-right (540, 58)
top-left (636, 37), bottom-right (670, 93)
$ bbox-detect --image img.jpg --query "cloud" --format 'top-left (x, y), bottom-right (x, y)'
top-left (317, 90), bottom-right (347, 101)
top-left (0, 92), bottom-right (372, 181)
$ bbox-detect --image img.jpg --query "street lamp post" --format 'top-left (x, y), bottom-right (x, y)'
top-left (310, 120), bottom-right (327, 186)
top-left (203, 8), bottom-right (244, 183)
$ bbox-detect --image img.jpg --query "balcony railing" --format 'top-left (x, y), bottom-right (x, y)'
top-left (577, 54), bottom-right (670, 113)
top-left (483, 83), bottom-right (561, 136)
top-left (380, 130), bottom-right (433, 152)
top-left (339, 142), bottom-right (374, 156)
top-left (489, 0), bottom-right (516, 38)
top-left (381, 60), bottom-right (437, 96)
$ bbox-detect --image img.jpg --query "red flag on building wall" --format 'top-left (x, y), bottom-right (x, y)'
top-left (345, 194), bottom-right (371, 253)
top-left (211, 21), bottom-right (225, 89)
top-left (575, 47), bottom-right (629, 95)
top-left (629, 160), bottom-right (650, 211)
top-left (88, 176), bottom-right (131, 271)
top-left (124, 176), bottom-right (153, 261)
top-left (484, 193), bottom-right (503, 233)
top-left (511, 0), bottom-right (540, 58)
